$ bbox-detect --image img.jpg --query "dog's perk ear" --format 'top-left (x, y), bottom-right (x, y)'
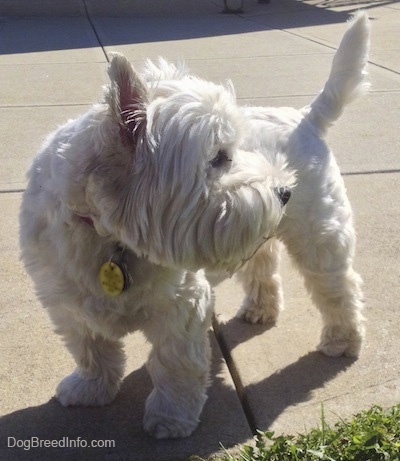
top-left (105, 53), bottom-right (148, 142)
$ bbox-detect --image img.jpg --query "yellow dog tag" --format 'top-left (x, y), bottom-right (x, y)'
top-left (99, 261), bottom-right (125, 297)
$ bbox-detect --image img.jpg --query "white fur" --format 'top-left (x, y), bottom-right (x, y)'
top-left (19, 12), bottom-right (369, 439)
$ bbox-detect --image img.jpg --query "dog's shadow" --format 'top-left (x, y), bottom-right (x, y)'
top-left (214, 316), bottom-right (357, 432)
top-left (0, 327), bottom-right (355, 461)
top-left (0, 336), bottom-right (251, 461)
top-left (244, 348), bottom-right (356, 431)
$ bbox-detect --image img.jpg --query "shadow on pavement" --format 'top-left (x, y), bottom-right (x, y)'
top-left (1, 0), bottom-right (393, 56)
top-left (246, 351), bottom-right (356, 431)
top-left (0, 337), bottom-right (250, 461)
top-left (0, 315), bottom-right (355, 460)
top-left (214, 316), bottom-right (357, 433)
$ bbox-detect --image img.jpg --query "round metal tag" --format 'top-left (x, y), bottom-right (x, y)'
top-left (99, 261), bottom-right (125, 297)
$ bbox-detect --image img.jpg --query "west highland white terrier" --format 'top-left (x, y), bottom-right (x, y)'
top-left (20, 12), bottom-right (369, 438)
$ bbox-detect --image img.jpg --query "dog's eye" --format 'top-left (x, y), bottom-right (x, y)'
top-left (210, 150), bottom-right (232, 168)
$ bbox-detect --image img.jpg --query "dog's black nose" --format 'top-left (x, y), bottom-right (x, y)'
top-left (275, 187), bottom-right (291, 206)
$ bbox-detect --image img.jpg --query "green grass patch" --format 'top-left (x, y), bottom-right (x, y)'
top-left (194, 405), bottom-right (400, 461)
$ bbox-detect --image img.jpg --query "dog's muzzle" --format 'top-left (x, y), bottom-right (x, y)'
top-left (275, 187), bottom-right (291, 206)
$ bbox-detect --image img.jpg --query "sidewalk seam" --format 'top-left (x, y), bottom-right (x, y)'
top-left (82, 0), bottom-right (109, 63)
top-left (212, 316), bottom-right (257, 435)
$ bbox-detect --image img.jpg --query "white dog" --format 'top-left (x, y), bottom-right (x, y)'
top-left (19, 43), bottom-right (293, 440)
top-left (19, 12), bottom-right (369, 439)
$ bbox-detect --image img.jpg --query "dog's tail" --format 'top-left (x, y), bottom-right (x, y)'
top-left (303, 11), bottom-right (370, 135)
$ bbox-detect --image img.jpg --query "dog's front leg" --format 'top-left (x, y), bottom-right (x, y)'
top-left (142, 275), bottom-right (213, 439)
top-left (143, 324), bottom-right (211, 439)
top-left (50, 310), bottom-right (126, 407)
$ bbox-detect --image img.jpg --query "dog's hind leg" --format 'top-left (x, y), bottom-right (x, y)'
top-left (50, 310), bottom-right (126, 406)
top-left (237, 238), bottom-right (284, 324)
top-left (280, 201), bottom-right (365, 358)
top-left (302, 266), bottom-right (364, 357)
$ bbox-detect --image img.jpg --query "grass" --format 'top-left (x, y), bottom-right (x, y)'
top-left (193, 405), bottom-right (400, 461)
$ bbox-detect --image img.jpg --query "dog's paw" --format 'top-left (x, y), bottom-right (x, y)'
top-left (143, 414), bottom-right (197, 439)
top-left (143, 389), bottom-right (203, 439)
top-left (317, 325), bottom-right (364, 358)
top-left (236, 296), bottom-right (280, 324)
top-left (56, 371), bottom-right (119, 407)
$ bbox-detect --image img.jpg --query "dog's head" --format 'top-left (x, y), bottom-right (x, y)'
top-left (82, 54), bottom-right (294, 273)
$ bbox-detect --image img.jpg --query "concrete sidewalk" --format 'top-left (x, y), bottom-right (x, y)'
top-left (1, 0), bottom-right (399, 459)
